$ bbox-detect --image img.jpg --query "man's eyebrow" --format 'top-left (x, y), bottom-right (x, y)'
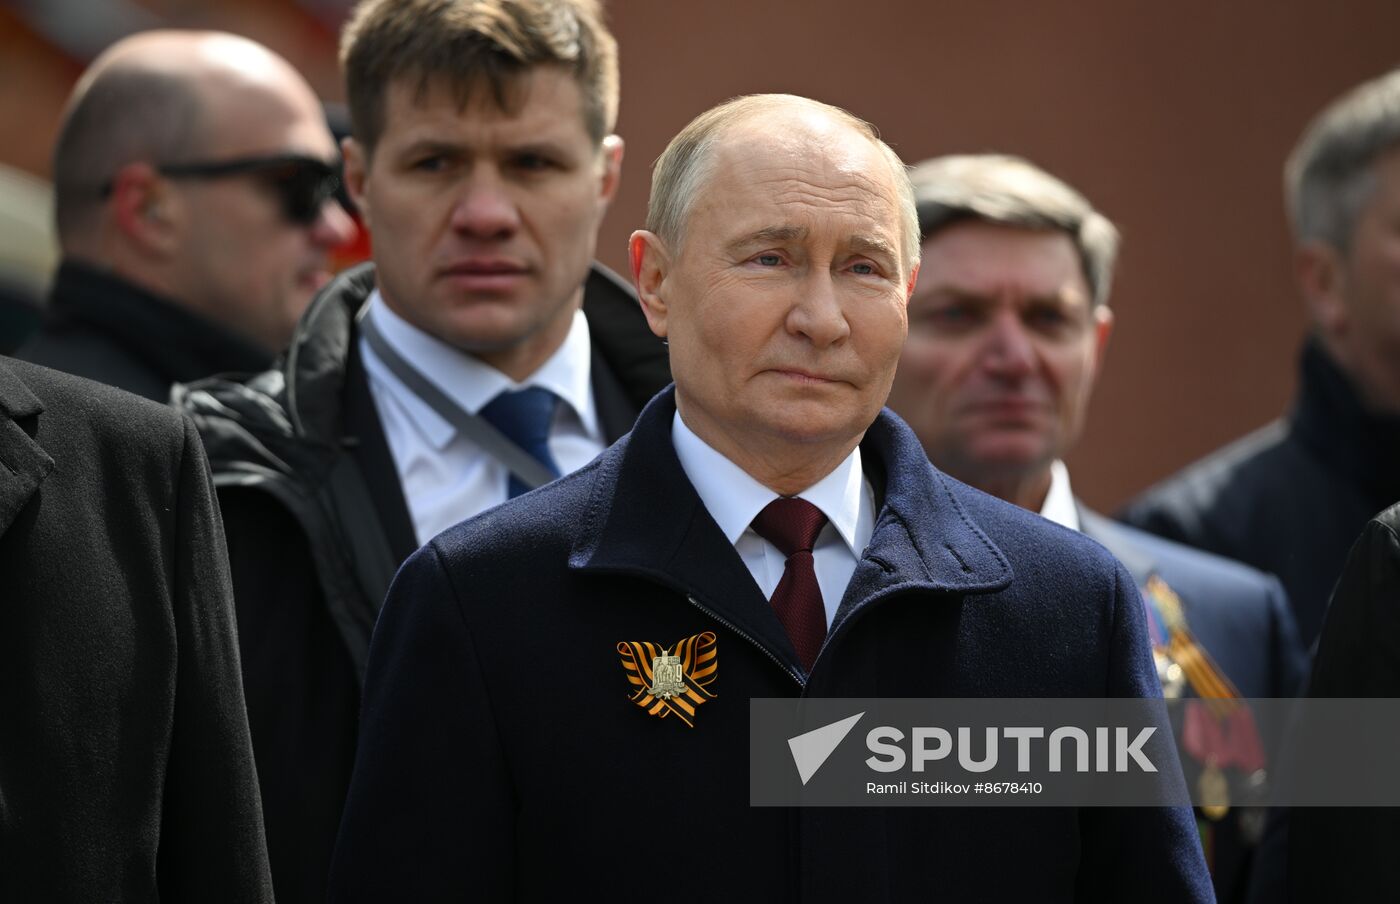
top-left (724, 225), bottom-right (809, 254)
top-left (395, 137), bottom-right (464, 158)
top-left (914, 286), bottom-right (1088, 308)
top-left (849, 234), bottom-right (898, 261)
top-left (915, 285), bottom-right (992, 305)
top-left (501, 139), bottom-right (574, 158)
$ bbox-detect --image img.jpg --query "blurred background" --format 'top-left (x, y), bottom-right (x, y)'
top-left (2, 0), bottom-right (1397, 510)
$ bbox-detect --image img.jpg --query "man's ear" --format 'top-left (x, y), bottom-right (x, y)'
top-left (342, 136), bottom-right (372, 231)
top-left (108, 162), bottom-right (179, 256)
top-left (905, 262), bottom-right (920, 301)
top-left (1091, 304), bottom-right (1115, 370)
top-left (1296, 240), bottom-right (1349, 337)
top-left (598, 135), bottom-right (624, 206)
top-left (629, 229), bottom-right (670, 340)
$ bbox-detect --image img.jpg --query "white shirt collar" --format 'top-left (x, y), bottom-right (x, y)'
top-left (361, 289), bottom-right (599, 450)
top-left (671, 410), bottom-right (869, 556)
top-left (1038, 460), bottom-right (1080, 531)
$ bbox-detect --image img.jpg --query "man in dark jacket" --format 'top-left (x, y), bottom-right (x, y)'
top-left (1287, 502), bottom-right (1400, 900)
top-left (18, 30), bottom-right (356, 401)
top-left (1121, 68), bottom-right (1400, 648)
top-left (179, 2), bottom-right (669, 901)
top-left (886, 153), bottom-right (1307, 902)
top-left (328, 93), bottom-right (1211, 902)
top-left (0, 355), bottom-right (271, 902)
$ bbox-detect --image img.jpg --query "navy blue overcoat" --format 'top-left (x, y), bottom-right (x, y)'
top-left (330, 387), bottom-right (1213, 902)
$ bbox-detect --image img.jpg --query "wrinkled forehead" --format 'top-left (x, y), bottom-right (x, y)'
top-left (696, 124), bottom-right (904, 247)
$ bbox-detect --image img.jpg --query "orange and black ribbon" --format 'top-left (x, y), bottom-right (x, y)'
top-left (617, 632), bottom-right (718, 728)
top-left (1146, 575), bottom-right (1243, 713)
top-left (1147, 576), bottom-right (1267, 770)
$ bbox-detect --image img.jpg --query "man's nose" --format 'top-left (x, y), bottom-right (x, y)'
top-left (311, 200), bottom-right (359, 248)
top-left (982, 309), bottom-right (1036, 378)
top-left (787, 272), bottom-right (851, 348)
top-left (449, 173), bottom-right (521, 239)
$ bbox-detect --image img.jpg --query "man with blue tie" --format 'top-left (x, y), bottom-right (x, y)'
top-left (180, 1), bottom-right (668, 900)
top-left (328, 93), bottom-right (1212, 902)
top-left (884, 153), bottom-right (1308, 902)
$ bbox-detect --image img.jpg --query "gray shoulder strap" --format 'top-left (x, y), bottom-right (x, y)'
top-left (359, 310), bottom-right (555, 491)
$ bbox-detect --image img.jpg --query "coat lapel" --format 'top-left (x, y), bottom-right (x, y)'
top-left (0, 360), bottom-right (54, 539)
top-left (579, 261), bottom-right (673, 414)
top-left (829, 411), bottom-right (1015, 634)
top-left (569, 388), bottom-right (804, 679)
top-left (339, 317), bottom-right (645, 561)
top-left (568, 389), bottom-right (1016, 680)
top-left (343, 338), bottom-right (419, 563)
top-left (588, 345), bottom-right (638, 444)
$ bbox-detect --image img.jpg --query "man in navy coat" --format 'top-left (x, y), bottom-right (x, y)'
top-left (330, 96), bottom-right (1212, 902)
top-left (886, 154), bottom-right (1307, 902)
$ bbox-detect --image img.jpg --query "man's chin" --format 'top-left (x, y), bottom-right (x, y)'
top-left (942, 430), bottom-right (1052, 472)
top-left (428, 300), bottom-right (530, 344)
top-left (758, 409), bottom-right (875, 448)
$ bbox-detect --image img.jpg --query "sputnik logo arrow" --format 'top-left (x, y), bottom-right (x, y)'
top-left (787, 712), bottom-right (865, 785)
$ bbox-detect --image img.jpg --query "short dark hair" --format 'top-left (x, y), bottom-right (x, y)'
top-left (340, 0), bottom-right (619, 155)
top-left (51, 65), bottom-right (202, 243)
top-left (910, 154), bottom-right (1120, 308)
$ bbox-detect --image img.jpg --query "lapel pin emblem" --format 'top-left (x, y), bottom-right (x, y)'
top-left (617, 631), bottom-right (718, 728)
top-left (647, 649), bottom-right (687, 699)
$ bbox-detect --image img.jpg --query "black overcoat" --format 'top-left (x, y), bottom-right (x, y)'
top-left (0, 356), bottom-right (271, 901)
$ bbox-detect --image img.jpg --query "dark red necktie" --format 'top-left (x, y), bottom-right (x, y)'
top-left (751, 497), bottom-right (829, 672)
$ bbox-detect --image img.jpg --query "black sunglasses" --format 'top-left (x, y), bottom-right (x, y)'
top-left (101, 153), bottom-right (342, 226)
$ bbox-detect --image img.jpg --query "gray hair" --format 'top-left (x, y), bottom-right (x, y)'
top-left (1286, 68), bottom-right (1400, 250)
top-left (909, 154), bottom-right (1119, 308)
top-left (646, 94), bottom-right (921, 272)
top-left (52, 64), bottom-right (203, 244)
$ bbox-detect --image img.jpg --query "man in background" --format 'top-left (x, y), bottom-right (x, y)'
top-left (885, 153), bottom-right (1307, 902)
top-left (20, 29), bottom-right (356, 400)
top-left (1122, 69), bottom-right (1400, 648)
top-left (1289, 500), bottom-right (1400, 900)
top-left (180, 1), bottom-right (668, 900)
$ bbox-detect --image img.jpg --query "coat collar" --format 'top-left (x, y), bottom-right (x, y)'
top-left (589, 345), bottom-right (636, 444)
top-left (343, 337), bottom-right (419, 565)
top-left (1291, 336), bottom-right (1400, 507)
top-left (568, 387), bottom-right (1013, 673)
top-left (289, 263), bottom-right (650, 563)
top-left (283, 261), bottom-right (663, 446)
top-left (0, 358), bottom-right (54, 539)
top-left (46, 259), bottom-right (272, 386)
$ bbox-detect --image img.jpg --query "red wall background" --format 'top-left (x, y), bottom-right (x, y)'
top-left (4, 0), bottom-right (1399, 510)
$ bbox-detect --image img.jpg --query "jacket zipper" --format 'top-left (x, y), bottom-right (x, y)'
top-left (803, 577), bottom-right (914, 693)
top-left (686, 594), bottom-right (805, 688)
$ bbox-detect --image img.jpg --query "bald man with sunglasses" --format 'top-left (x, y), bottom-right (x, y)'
top-left (19, 30), bottom-right (357, 400)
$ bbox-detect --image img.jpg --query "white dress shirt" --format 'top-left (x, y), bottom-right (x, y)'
top-left (1038, 460), bottom-right (1080, 531)
top-left (671, 411), bottom-right (875, 628)
top-left (360, 290), bottom-right (605, 544)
